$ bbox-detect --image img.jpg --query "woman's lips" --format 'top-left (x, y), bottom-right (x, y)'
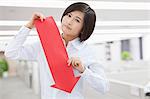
top-left (64, 25), bottom-right (72, 30)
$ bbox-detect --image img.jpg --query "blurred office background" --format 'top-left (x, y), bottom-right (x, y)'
top-left (0, 0), bottom-right (150, 99)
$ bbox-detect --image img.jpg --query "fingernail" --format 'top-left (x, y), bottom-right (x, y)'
top-left (68, 64), bottom-right (70, 66)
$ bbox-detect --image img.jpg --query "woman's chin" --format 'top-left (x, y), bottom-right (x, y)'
top-left (62, 30), bottom-right (71, 36)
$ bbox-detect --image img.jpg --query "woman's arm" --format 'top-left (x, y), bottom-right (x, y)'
top-left (4, 26), bottom-right (38, 60)
top-left (4, 12), bottom-right (45, 61)
top-left (68, 57), bottom-right (109, 93)
top-left (81, 61), bottom-right (109, 94)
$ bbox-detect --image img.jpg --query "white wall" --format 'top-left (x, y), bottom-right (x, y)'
top-left (0, 41), bottom-right (8, 51)
top-left (32, 61), bottom-right (40, 95)
top-left (130, 38), bottom-right (140, 60)
top-left (110, 41), bottom-right (121, 61)
top-left (143, 34), bottom-right (150, 61)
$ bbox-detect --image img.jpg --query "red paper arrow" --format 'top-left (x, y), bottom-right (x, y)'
top-left (35, 16), bottom-right (80, 93)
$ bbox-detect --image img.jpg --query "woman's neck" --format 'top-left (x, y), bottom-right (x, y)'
top-left (62, 34), bottom-right (77, 46)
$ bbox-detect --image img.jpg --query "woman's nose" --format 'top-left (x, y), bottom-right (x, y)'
top-left (67, 18), bottom-right (73, 25)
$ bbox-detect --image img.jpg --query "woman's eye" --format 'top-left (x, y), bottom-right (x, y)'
top-left (75, 19), bottom-right (80, 23)
top-left (67, 13), bottom-right (71, 17)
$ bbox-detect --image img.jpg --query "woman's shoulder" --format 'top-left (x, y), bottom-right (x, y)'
top-left (81, 43), bottom-right (97, 57)
top-left (84, 43), bottom-right (95, 52)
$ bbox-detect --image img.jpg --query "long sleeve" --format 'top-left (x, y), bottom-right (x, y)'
top-left (4, 26), bottom-right (39, 61)
top-left (81, 59), bottom-right (109, 94)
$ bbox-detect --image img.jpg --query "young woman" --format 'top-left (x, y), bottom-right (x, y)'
top-left (5, 2), bottom-right (109, 99)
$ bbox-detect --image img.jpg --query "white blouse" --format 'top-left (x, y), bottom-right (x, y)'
top-left (4, 26), bottom-right (109, 99)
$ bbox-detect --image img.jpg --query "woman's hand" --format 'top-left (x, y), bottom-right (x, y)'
top-left (67, 57), bottom-right (85, 73)
top-left (25, 12), bottom-right (46, 29)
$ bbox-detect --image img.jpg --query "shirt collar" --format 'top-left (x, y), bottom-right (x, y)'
top-left (67, 37), bottom-right (87, 50)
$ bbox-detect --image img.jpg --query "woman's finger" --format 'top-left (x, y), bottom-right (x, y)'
top-left (33, 12), bottom-right (45, 21)
top-left (72, 59), bottom-right (77, 67)
top-left (75, 62), bottom-right (79, 67)
top-left (40, 14), bottom-right (46, 22)
top-left (67, 58), bottom-right (72, 66)
top-left (38, 13), bottom-right (44, 22)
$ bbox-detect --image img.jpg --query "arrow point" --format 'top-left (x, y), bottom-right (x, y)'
top-left (51, 76), bottom-right (80, 93)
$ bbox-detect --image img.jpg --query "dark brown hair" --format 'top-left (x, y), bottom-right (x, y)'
top-left (61, 2), bottom-right (96, 42)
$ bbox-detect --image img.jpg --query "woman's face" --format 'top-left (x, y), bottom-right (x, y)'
top-left (61, 11), bottom-right (84, 39)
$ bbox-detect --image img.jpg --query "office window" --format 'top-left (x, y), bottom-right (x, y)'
top-left (121, 39), bottom-right (130, 52)
top-left (139, 37), bottom-right (143, 59)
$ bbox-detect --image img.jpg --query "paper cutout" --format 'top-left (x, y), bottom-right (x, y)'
top-left (35, 16), bottom-right (80, 93)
